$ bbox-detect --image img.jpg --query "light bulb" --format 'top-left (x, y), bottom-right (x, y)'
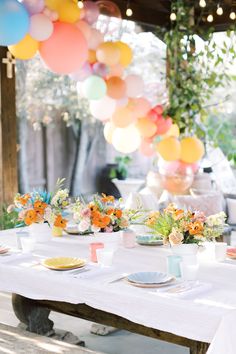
top-left (126, 7), bottom-right (133, 17)
top-left (170, 12), bottom-right (177, 21)
top-left (216, 5), bottom-right (223, 15)
top-left (230, 11), bottom-right (236, 20)
top-left (207, 14), bottom-right (213, 22)
top-left (199, 0), bottom-right (206, 8)
top-left (78, 0), bottom-right (84, 8)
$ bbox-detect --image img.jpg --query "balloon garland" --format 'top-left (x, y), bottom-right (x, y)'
top-left (0, 0), bottom-right (205, 171)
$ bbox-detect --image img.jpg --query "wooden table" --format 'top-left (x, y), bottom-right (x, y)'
top-left (12, 293), bottom-right (209, 354)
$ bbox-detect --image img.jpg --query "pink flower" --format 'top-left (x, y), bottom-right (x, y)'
top-left (192, 211), bottom-right (206, 223)
top-left (78, 219), bottom-right (90, 232)
top-left (104, 226), bottom-right (113, 233)
top-left (18, 210), bottom-right (27, 220)
top-left (81, 208), bottom-right (91, 218)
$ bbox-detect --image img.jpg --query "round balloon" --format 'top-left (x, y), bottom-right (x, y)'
top-left (106, 76), bottom-right (126, 99)
top-left (57, 0), bottom-right (81, 23)
top-left (88, 28), bottom-right (104, 50)
top-left (128, 98), bottom-right (151, 118)
top-left (88, 50), bottom-right (97, 64)
top-left (96, 42), bottom-right (120, 66)
top-left (90, 95), bottom-right (116, 120)
top-left (8, 34), bottom-right (39, 60)
top-left (22, 0), bottom-right (45, 15)
top-left (29, 14), bottom-right (53, 41)
top-left (125, 74), bottom-right (144, 98)
top-left (75, 20), bottom-right (91, 41)
top-left (178, 161), bottom-right (199, 174)
top-left (155, 116), bottom-right (172, 135)
top-left (104, 121), bottom-right (116, 143)
top-left (69, 62), bottom-right (92, 81)
top-left (0, 0), bottom-right (30, 46)
top-left (156, 137), bottom-right (181, 161)
top-left (112, 125), bottom-right (141, 153)
top-left (140, 140), bottom-right (154, 157)
top-left (153, 104), bottom-right (164, 115)
top-left (162, 123), bottom-right (180, 138)
top-left (39, 22), bottom-right (88, 74)
top-left (97, 0), bottom-right (122, 18)
top-left (112, 107), bottom-right (134, 128)
top-left (107, 63), bottom-right (124, 78)
top-left (115, 41), bottom-right (133, 67)
top-left (180, 136), bottom-right (205, 163)
top-left (45, 0), bottom-right (60, 10)
top-left (136, 117), bottom-right (157, 138)
top-left (93, 62), bottom-right (109, 77)
top-left (83, 1), bottom-right (99, 24)
top-left (83, 75), bottom-right (107, 100)
top-left (116, 97), bottom-right (129, 107)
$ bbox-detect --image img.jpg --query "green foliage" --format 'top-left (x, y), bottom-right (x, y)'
top-left (0, 207), bottom-right (21, 230)
top-left (157, 0), bottom-right (236, 137)
top-left (109, 156), bottom-right (132, 180)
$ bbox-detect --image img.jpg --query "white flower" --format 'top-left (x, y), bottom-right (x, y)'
top-left (91, 225), bottom-right (101, 233)
top-left (78, 219), bottom-right (90, 233)
top-left (51, 189), bottom-right (69, 208)
top-left (169, 228), bottom-right (184, 246)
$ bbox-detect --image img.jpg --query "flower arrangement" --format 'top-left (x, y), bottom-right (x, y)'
top-left (72, 193), bottom-right (136, 234)
top-left (8, 179), bottom-right (69, 231)
top-left (146, 204), bottom-right (226, 246)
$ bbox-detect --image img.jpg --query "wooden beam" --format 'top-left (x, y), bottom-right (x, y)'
top-left (0, 46), bottom-right (18, 206)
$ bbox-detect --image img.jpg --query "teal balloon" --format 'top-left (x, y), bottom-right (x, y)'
top-left (0, 0), bottom-right (30, 46)
top-left (83, 75), bottom-right (107, 100)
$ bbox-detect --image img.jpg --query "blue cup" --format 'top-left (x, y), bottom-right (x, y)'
top-left (167, 255), bottom-right (182, 278)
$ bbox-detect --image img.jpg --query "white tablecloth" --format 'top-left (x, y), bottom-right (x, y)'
top-left (0, 228), bottom-right (236, 354)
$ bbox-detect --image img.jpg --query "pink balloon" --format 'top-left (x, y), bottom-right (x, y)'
top-left (129, 97), bottom-right (151, 118)
top-left (83, 1), bottom-right (99, 24)
top-left (88, 28), bottom-right (104, 50)
top-left (39, 22), bottom-right (88, 74)
top-left (75, 20), bottom-right (91, 41)
top-left (23, 0), bottom-right (45, 15)
top-left (125, 74), bottom-right (144, 98)
top-left (29, 14), bottom-right (53, 41)
top-left (153, 104), bottom-right (164, 115)
top-left (158, 159), bottom-right (180, 175)
top-left (69, 62), bottom-right (92, 81)
top-left (147, 109), bottom-right (158, 122)
top-left (93, 62), bottom-right (109, 77)
top-left (140, 140), bottom-right (154, 157)
top-left (178, 161), bottom-right (199, 174)
top-left (155, 116), bottom-right (172, 135)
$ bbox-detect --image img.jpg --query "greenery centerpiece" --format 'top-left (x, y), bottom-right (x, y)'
top-left (109, 156), bottom-right (132, 180)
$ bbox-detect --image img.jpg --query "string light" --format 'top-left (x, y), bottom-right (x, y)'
top-left (216, 3), bottom-right (223, 16)
top-left (78, 0), bottom-right (84, 8)
top-left (207, 13), bottom-right (214, 22)
top-left (126, 1), bottom-right (133, 17)
top-left (199, 0), bottom-right (206, 8)
top-left (229, 10), bottom-right (236, 20)
top-left (170, 12), bottom-right (177, 21)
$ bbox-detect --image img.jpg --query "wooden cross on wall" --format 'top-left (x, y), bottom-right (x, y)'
top-left (2, 51), bottom-right (16, 79)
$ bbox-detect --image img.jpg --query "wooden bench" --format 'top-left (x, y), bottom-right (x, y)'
top-left (0, 323), bottom-right (102, 354)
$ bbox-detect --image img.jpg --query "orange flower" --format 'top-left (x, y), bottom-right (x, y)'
top-left (106, 208), bottom-right (114, 215)
top-left (24, 209), bottom-right (37, 225)
top-left (188, 221), bottom-right (204, 235)
top-left (92, 214), bottom-right (110, 229)
top-left (89, 203), bottom-right (99, 212)
top-left (114, 209), bottom-right (122, 218)
top-left (18, 194), bottom-right (30, 206)
top-left (173, 209), bottom-right (184, 221)
top-left (34, 201), bottom-right (47, 215)
top-left (101, 193), bottom-right (115, 203)
top-left (54, 215), bottom-right (67, 229)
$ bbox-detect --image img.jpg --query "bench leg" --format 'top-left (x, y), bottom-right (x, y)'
top-left (12, 294), bottom-right (85, 346)
top-left (190, 341), bottom-right (209, 354)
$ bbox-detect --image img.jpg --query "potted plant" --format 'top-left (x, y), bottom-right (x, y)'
top-left (109, 156), bottom-right (132, 180)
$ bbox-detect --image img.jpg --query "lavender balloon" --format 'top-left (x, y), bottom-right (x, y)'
top-left (22, 0), bottom-right (45, 15)
top-left (93, 63), bottom-right (108, 78)
top-left (83, 1), bottom-right (99, 24)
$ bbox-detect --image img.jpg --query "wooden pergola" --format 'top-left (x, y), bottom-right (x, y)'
top-left (0, 0), bottom-right (235, 204)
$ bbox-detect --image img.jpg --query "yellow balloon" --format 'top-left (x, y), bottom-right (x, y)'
top-left (136, 117), bottom-right (157, 138)
top-left (58, 0), bottom-right (81, 23)
top-left (45, 0), bottom-right (62, 10)
top-left (180, 136), bottom-right (205, 163)
top-left (104, 122), bottom-right (116, 144)
top-left (8, 34), bottom-right (39, 60)
top-left (156, 137), bottom-right (181, 161)
top-left (115, 41), bottom-right (133, 67)
top-left (162, 123), bottom-right (180, 138)
top-left (96, 42), bottom-right (120, 66)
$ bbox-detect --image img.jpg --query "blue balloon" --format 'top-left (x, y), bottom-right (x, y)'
top-left (0, 0), bottom-right (30, 46)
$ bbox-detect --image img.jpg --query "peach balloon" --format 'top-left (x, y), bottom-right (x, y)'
top-left (115, 41), bottom-right (133, 67)
top-left (162, 123), bottom-right (180, 138)
top-left (106, 76), bottom-right (126, 99)
top-left (180, 136), bottom-right (205, 163)
top-left (88, 50), bottom-right (97, 64)
top-left (75, 20), bottom-right (91, 41)
top-left (96, 42), bottom-right (120, 66)
top-left (125, 74), bottom-right (144, 98)
top-left (140, 140), bottom-right (154, 157)
top-left (156, 137), bottom-right (181, 161)
top-left (128, 98), bottom-right (151, 118)
top-left (104, 121), bottom-right (116, 143)
top-left (112, 107), bottom-right (134, 128)
top-left (39, 22), bottom-right (88, 74)
top-left (155, 116), bottom-right (172, 135)
top-left (107, 63), bottom-right (124, 78)
top-left (88, 28), bottom-right (104, 50)
top-left (136, 117), bottom-right (157, 138)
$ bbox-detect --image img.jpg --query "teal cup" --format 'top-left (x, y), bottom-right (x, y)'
top-left (167, 255), bottom-right (182, 278)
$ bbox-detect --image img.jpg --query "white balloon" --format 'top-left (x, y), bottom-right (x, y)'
top-left (125, 74), bottom-right (144, 98)
top-left (103, 122), bottom-right (116, 143)
top-left (112, 125), bottom-right (141, 153)
top-left (29, 14), bottom-right (53, 41)
top-left (89, 96), bottom-right (116, 121)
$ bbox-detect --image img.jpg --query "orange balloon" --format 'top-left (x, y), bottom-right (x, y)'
top-left (180, 136), bottom-right (205, 163)
top-left (106, 76), bottom-right (126, 99)
top-left (112, 107), bottom-right (134, 128)
top-left (96, 42), bottom-right (120, 66)
top-left (88, 49), bottom-right (97, 64)
top-left (136, 117), bottom-right (157, 138)
top-left (156, 137), bottom-right (181, 161)
top-left (115, 41), bottom-right (133, 67)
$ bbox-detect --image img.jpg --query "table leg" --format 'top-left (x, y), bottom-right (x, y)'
top-left (12, 294), bottom-right (85, 346)
top-left (190, 341), bottom-right (209, 354)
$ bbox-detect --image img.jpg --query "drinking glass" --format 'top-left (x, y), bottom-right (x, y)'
top-left (167, 255), bottom-right (182, 278)
top-left (96, 248), bottom-right (114, 267)
top-left (89, 242), bottom-right (104, 262)
top-left (21, 237), bottom-right (35, 253)
top-left (180, 262), bottom-right (199, 281)
top-left (215, 242), bottom-right (227, 261)
top-left (122, 230), bottom-right (136, 248)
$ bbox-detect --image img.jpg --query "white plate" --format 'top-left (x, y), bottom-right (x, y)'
top-left (127, 272), bottom-right (172, 285)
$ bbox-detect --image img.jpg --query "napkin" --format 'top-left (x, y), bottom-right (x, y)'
top-left (156, 281), bottom-right (212, 299)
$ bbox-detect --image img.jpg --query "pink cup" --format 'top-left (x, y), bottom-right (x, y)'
top-left (122, 230), bottom-right (136, 248)
top-left (90, 242), bottom-right (104, 262)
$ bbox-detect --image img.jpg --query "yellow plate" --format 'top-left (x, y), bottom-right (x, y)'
top-left (42, 257), bottom-right (86, 270)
